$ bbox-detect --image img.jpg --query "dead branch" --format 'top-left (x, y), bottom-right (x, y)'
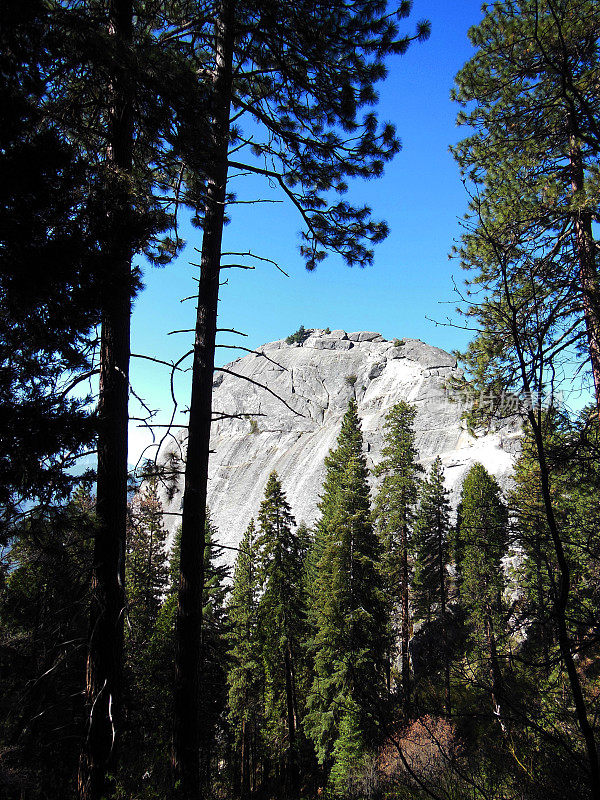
top-left (215, 368), bottom-right (305, 417)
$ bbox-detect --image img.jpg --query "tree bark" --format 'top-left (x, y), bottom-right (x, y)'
top-left (240, 719), bottom-right (250, 800)
top-left (284, 642), bottom-right (298, 796)
top-left (438, 518), bottom-right (451, 717)
top-left (78, 1), bottom-right (133, 798)
top-left (484, 611), bottom-right (506, 735)
top-left (401, 522), bottom-right (410, 715)
top-left (172, 3), bottom-right (234, 797)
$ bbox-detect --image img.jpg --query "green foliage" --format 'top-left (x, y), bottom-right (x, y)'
top-left (393, 338), bottom-right (404, 347)
top-left (255, 473), bottom-right (307, 786)
top-left (305, 399), bottom-right (366, 612)
top-left (210, 1), bottom-right (430, 271)
top-left (412, 457), bottom-right (451, 624)
top-left (374, 402), bottom-right (422, 585)
top-left (0, 489), bottom-right (95, 798)
top-left (227, 520), bottom-right (265, 793)
top-left (120, 482), bottom-right (171, 794)
top-left (457, 464), bottom-right (507, 624)
top-left (305, 401), bottom-right (387, 770)
top-left (373, 401), bottom-right (422, 703)
top-left (286, 325), bottom-right (310, 345)
top-left (455, 463), bottom-right (508, 728)
top-left (126, 478), bottom-right (169, 640)
top-left (0, 0), bottom-right (102, 533)
top-left (119, 503), bottom-right (229, 796)
top-left (451, 0), bottom-right (600, 411)
top-left (199, 514), bottom-right (231, 788)
top-left (512, 408), bottom-right (600, 652)
top-left (328, 699), bottom-right (364, 796)
top-left (345, 374), bottom-right (358, 387)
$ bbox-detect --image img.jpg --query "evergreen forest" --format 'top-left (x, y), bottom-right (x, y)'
top-left (1, 1), bottom-right (600, 799)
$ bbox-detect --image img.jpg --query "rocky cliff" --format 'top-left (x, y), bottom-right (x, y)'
top-left (160, 330), bottom-right (521, 557)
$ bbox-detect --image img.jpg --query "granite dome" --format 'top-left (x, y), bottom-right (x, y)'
top-left (160, 329), bottom-right (520, 558)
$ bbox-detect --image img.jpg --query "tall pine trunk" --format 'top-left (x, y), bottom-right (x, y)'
top-left (78, 1), bottom-right (133, 797)
top-left (240, 719), bottom-right (250, 800)
top-left (284, 643), bottom-right (298, 796)
top-left (401, 523), bottom-right (410, 715)
top-left (569, 134), bottom-right (600, 422)
top-left (484, 611), bottom-right (506, 735)
top-left (438, 520), bottom-right (451, 717)
top-left (172, 3), bottom-right (234, 796)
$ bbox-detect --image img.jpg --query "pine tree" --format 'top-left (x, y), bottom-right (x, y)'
top-left (120, 511), bottom-right (228, 796)
top-left (373, 401), bottom-right (422, 713)
top-left (413, 458), bottom-right (451, 623)
top-left (412, 456), bottom-right (452, 715)
top-left (227, 520), bottom-right (264, 799)
top-left (0, 488), bottom-right (95, 796)
top-left (511, 408), bottom-right (600, 673)
top-left (510, 422), bottom-right (559, 672)
top-left (175, 6), bottom-right (430, 788)
top-left (255, 472), bottom-right (306, 795)
top-left (457, 464), bottom-right (508, 731)
top-left (328, 698), bottom-right (364, 797)
top-left (0, 0), bottom-right (102, 535)
top-left (306, 399), bottom-right (366, 620)
top-left (125, 477), bottom-right (169, 639)
top-left (38, 7), bottom-right (212, 794)
top-left (120, 478), bottom-right (171, 793)
top-left (305, 401), bottom-right (387, 778)
top-left (452, 10), bottom-right (600, 773)
top-left (452, 0), bottom-right (600, 418)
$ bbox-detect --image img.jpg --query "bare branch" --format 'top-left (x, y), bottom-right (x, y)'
top-left (215, 368), bottom-right (304, 417)
top-left (216, 327), bottom-right (248, 337)
top-left (215, 344), bottom-right (288, 369)
top-left (131, 353), bottom-right (186, 371)
top-left (58, 369), bottom-right (99, 400)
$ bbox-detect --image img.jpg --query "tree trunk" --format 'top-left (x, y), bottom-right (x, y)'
top-left (533, 526), bottom-right (551, 675)
top-left (401, 523), bottom-right (410, 715)
top-left (484, 611), bottom-right (506, 735)
top-left (240, 719), bottom-right (250, 800)
top-left (78, 1), bottom-right (133, 798)
top-left (535, 440), bottom-right (600, 799)
top-left (172, 3), bottom-right (234, 797)
top-left (284, 643), bottom-right (298, 797)
top-left (438, 522), bottom-right (451, 717)
top-left (569, 136), bottom-right (600, 422)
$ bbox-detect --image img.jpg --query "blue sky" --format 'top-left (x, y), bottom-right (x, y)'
top-left (128, 0), bottom-right (485, 461)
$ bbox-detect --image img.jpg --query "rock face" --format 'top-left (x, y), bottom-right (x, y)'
top-left (160, 330), bottom-right (521, 558)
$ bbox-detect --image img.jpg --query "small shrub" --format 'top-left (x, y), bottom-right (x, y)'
top-left (393, 338), bottom-right (405, 347)
top-left (324, 327), bottom-right (331, 334)
top-left (345, 374), bottom-right (357, 387)
top-left (286, 324), bottom-right (309, 345)
top-left (248, 418), bottom-right (259, 434)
